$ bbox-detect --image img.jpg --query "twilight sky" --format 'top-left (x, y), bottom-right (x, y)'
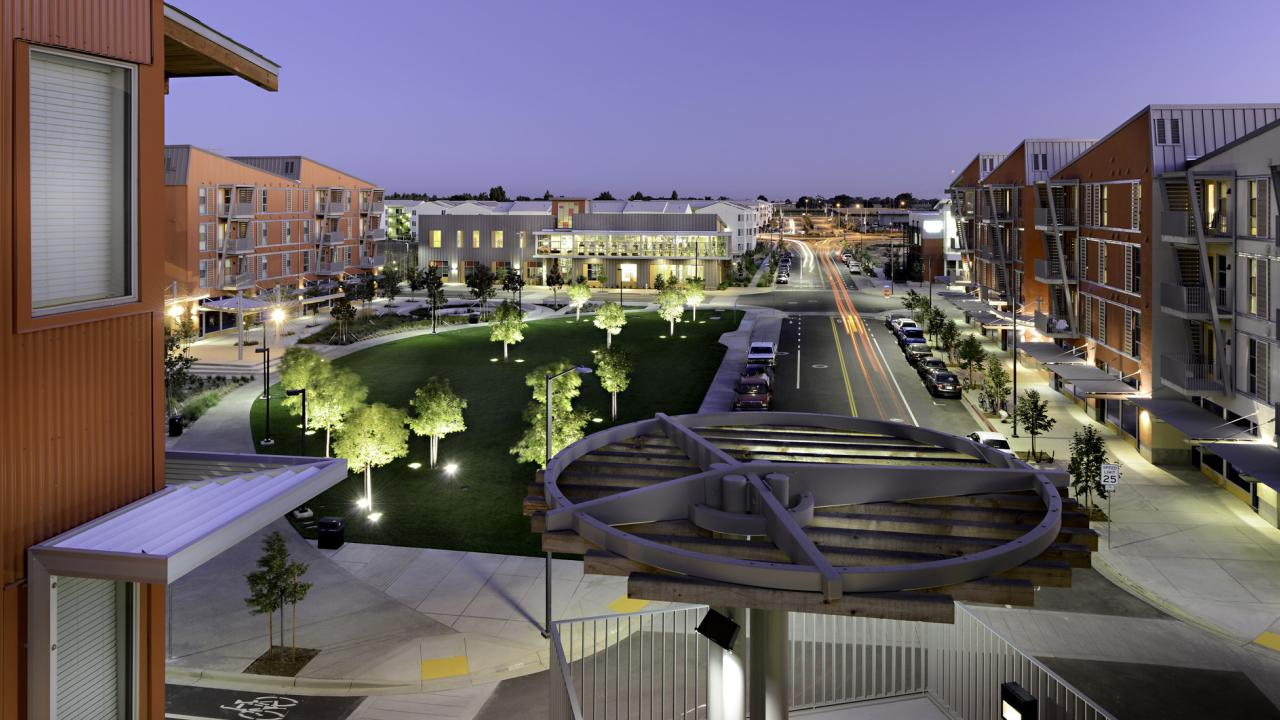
top-left (166, 0), bottom-right (1280, 200)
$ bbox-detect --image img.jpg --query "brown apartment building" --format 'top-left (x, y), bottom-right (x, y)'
top-left (948, 152), bottom-right (1006, 286)
top-left (164, 148), bottom-right (383, 326)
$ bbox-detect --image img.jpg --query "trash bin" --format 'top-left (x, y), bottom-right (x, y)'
top-left (167, 414), bottom-right (184, 437)
top-left (317, 517), bottom-right (345, 549)
top-left (468, 312), bottom-right (479, 324)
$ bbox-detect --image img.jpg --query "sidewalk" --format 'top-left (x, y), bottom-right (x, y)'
top-left (922, 288), bottom-right (1280, 657)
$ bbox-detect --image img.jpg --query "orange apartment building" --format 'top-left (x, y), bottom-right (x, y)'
top-left (948, 152), bottom-right (1006, 287)
top-left (2, 4), bottom-right (348, 719)
top-left (165, 148), bottom-right (384, 326)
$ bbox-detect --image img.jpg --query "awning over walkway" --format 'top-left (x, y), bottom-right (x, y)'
top-left (1130, 397), bottom-right (1241, 441)
top-left (1201, 443), bottom-right (1280, 491)
top-left (1049, 364), bottom-right (1138, 396)
top-left (200, 296), bottom-right (272, 314)
top-left (1019, 341), bottom-right (1087, 365)
top-left (1071, 379), bottom-right (1141, 397)
top-left (30, 452), bottom-right (348, 585)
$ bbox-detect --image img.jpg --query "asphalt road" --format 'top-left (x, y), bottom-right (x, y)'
top-left (165, 685), bottom-right (364, 720)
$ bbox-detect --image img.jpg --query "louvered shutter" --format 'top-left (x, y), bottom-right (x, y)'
top-left (1259, 179), bottom-right (1269, 237)
top-left (1131, 182), bottom-right (1142, 231)
top-left (1098, 300), bottom-right (1107, 344)
top-left (1260, 342), bottom-right (1271, 402)
top-left (54, 577), bottom-right (128, 719)
top-left (30, 50), bottom-right (134, 314)
top-left (1259, 261), bottom-right (1270, 318)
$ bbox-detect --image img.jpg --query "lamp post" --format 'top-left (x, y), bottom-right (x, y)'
top-left (286, 388), bottom-right (306, 455)
top-left (271, 307), bottom-right (286, 347)
top-left (255, 347), bottom-right (274, 446)
top-left (543, 365), bottom-right (594, 639)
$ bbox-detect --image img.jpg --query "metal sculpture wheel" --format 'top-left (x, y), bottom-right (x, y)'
top-left (543, 412), bottom-right (1064, 600)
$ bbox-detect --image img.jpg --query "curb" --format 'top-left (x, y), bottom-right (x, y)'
top-left (165, 667), bottom-right (418, 695)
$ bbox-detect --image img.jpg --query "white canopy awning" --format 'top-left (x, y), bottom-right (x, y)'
top-left (200, 296), bottom-right (273, 314)
top-left (30, 452), bottom-right (348, 585)
top-left (1019, 341), bottom-right (1087, 365)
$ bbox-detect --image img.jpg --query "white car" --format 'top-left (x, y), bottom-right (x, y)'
top-left (746, 341), bottom-right (777, 365)
top-left (967, 431), bottom-right (1014, 455)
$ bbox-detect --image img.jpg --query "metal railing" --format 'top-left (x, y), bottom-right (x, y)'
top-left (1035, 310), bottom-right (1077, 338)
top-left (365, 228), bottom-right (387, 241)
top-left (222, 270), bottom-right (256, 289)
top-left (1034, 207), bottom-right (1077, 228)
top-left (315, 261), bottom-right (345, 275)
top-left (1033, 259), bottom-right (1076, 283)
top-left (550, 604), bottom-right (1114, 720)
top-left (357, 254), bottom-right (385, 268)
top-left (218, 200), bottom-right (255, 218)
top-left (1161, 210), bottom-right (1232, 240)
top-left (322, 201), bottom-right (350, 215)
top-left (319, 231), bottom-right (345, 245)
top-left (1160, 353), bottom-right (1224, 393)
top-left (221, 235), bottom-right (255, 254)
top-left (1160, 283), bottom-right (1210, 316)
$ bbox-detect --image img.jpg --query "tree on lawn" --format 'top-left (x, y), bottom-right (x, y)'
top-left (593, 301), bottom-right (627, 348)
top-left (510, 361), bottom-right (590, 468)
top-left (546, 264), bottom-right (566, 307)
top-left (657, 284), bottom-right (685, 335)
top-left (955, 334), bottom-right (986, 388)
top-left (683, 278), bottom-right (706, 321)
top-left (595, 346), bottom-right (632, 421)
top-left (424, 267), bottom-right (446, 333)
top-left (408, 377), bottom-right (467, 468)
top-left (309, 366), bottom-right (367, 457)
top-left (502, 266), bottom-right (525, 303)
top-left (381, 267), bottom-right (403, 301)
top-left (466, 266), bottom-right (497, 317)
top-left (939, 320), bottom-right (961, 359)
top-left (330, 296), bottom-right (357, 344)
top-left (278, 346), bottom-right (328, 417)
top-left (982, 355), bottom-right (1011, 415)
top-left (244, 531), bottom-right (288, 649)
top-left (1068, 425), bottom-right (1112, 509)
top-left (566, 281), bottom-right (593, 322)
top-left (354, 275), bottom-right (377, 305)
top-left (407, 268), bottom-right (427, 293)
top-left (1015, 389), bottom-right (1056, 461)
top-left (333, 402), bottom-right (410, 516)
top-left (490, 300), bottom-right (527, 359)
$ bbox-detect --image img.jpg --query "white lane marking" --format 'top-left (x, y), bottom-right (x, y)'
top-left (811, 364), bottom-right (828, 368)
top-left (867, 331), bottom-right (920, 427)
top-left (796, 348), bottom-right (802, 389)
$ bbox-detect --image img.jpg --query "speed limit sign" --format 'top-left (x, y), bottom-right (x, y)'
top-left (1101, 463), bottom-right (1120, 487)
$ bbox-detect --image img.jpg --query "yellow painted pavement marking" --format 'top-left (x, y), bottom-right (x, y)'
top-left (608, 596), bottom-right (650, 613)
top-left (421, 654), bottom-right (469, 680)
top-left (829, 316), bottom-right (858, 417)
top-left (1254, 630), bottom-right (1280, 653)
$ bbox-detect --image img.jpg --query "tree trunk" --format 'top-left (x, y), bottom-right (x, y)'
top-left (576, 306), bottom-right (581, 322)
top-left (365, 467), bottom-right (373, 510)
top-left (430, 436), bottom-right (438, 468)
top-left (669, 318), bottom-right (675, 335)
top-left (325, 427), bottom-right (332, 458)
top-left (611, 392), bottom-right (617, 421)
top-left (267, 611), bottom-right (273, 649)
top-left (693, 305), bottom-right (697, 321)
top-left (291, 602), bottom-right (297, 661)
top-left (504, 342), bottom-right (509, 359)
top-left (606, 332), bottom-right (612, 349)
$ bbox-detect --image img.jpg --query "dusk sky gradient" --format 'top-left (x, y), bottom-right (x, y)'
top-left (166, 0), bottom-right (1280, 200)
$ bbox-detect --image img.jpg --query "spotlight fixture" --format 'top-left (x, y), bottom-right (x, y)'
top-left (696, 609), bottom-right (740, 652)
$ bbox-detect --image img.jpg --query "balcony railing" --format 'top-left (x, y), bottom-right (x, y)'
top-left (321, 201), bottom-right (350, 216)
top-left (1161, 210), bottom-right (1233, 242)
top-left (982, 208), bottom-right (1013, 223)
top-left (1160, 353), bottom-right (1225, 394)
top-left (1033, 258), bottom-right (1076, 283)
top-left (1034, 206), bottom-right (1077, 229)
top-left (364, 228), bottom-right (386, 241)
top-left (1034, 310), bottom-right (1078, 338)
top-left (222, 270), bottom-right (256, 289)
top-left (1218, 287), bottom-right (1234, 314)
top-left (361, 200), bottom-right (384, 215)
top-left (356, 254), bottom-right (385, 269)
top-left (1160, 283), bottom-right (1211, 318)
top-left (220, 236), bottom-right (255, 254)
top-left (319, 231), bottom-right (345, 245)
top-left (314, 261), bottom-right (345, 276)
top-left (218, 201), bottom-right (255, 218)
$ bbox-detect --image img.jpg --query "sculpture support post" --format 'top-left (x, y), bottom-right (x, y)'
top-left (748, 608), bottom-right (789, 720)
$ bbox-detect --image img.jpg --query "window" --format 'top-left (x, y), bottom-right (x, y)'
top-left (284, 160), bottom-right (295, 175)
top-left (1129, 309), bottom-right (1142, 359)
top-left (198, 187), bottom-right (208, 215)
top-left (1032, 153), bottom-right (1048, 171)
top-left (519, 231), bottom-right (526, 249)
top-left (260, 189), bottom-right (269, 213)
top-left (492, 230), bottom-right (504, 249)
top-left (286, 189), bottom-right (293, 212)
top-left (29, 48), bottom-right (136, 316)
top-left (1248, 180), bottom-right (1268, 237)
top-left (259, 224), bottom-right (268, 246)
top-left (1248, 257), bottom-right (1259, 315)
top-left (258, 256), bottom-right (269, 280)
top-left (198, 259), bottom-right (210, 289)
top-left (283, 253), bottom-right (292, 275)
top-left (1155, 118), bottom-right (1166, 145)
top-left (302, 250), bottom-right (312, 273)
top-left (1247, 337), bottom-right (1270, 400)
top-left (198, 224), bottom-right (208, 252)
top-left (456, 230), bottom-right (463, 248)
top-left (472, 230), bottom-right (481, 248)
top-left (1131, 183), bottom-right (1142, 231)
top-left (1100, 185), bottom-right (1109, 226)
top-left (1125, 245), bottom-right (1137, 292)
top-left (431, 230), bottom-right (442, 248)
top-left (284, 223), bottom-right (292, 244)
top-left (1155, 117), bottom-right (1181, 145)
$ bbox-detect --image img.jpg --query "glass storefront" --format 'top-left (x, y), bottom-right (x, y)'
top-left (535, 232), bottom-right (729, 259)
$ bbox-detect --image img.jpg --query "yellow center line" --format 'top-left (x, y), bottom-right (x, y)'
top-left (829, 316), bottom-right (858, 417)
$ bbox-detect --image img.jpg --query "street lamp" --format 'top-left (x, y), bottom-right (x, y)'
top-left (285, 388), bottom-right (306, 455)
top-left (271, 307), bottom-right (286, 347)
top-left (255, 347), bottom-right (274, 446)
top-left (543, 365), bottom-right (594, 639)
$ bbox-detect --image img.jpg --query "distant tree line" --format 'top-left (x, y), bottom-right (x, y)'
top-left (386, 187), bottom-right (771, 203)
top-left (794, 193), bottom-right (940, 209)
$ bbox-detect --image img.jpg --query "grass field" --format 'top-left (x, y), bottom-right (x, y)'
top-left (250, 309), bottom-right (740, 556)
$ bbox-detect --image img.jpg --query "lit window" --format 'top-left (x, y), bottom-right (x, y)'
top-left (492, 230), bottom-right (504, 249)
top-left (29, 48), bottom-right (136, 315)
top-left (473, 230), bottom-right (481, 248)
top-left (431, 230), bottom-right (442, 248)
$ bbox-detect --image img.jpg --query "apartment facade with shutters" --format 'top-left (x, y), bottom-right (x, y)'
top-left (164, 149), bottom-right (384, 315)
top-left (948, 152), bottom-right (1006, 290)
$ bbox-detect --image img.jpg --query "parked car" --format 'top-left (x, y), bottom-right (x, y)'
top-left (733, 376), bottom-right (773, 410)
top-left (924, 370), bottom-right (962, 398)
top-left (740, 363), bottom-right (774, 386)
top-left (746, 341), bottom-right (777, 365)
top-left (916, 356), bottom-right (947, 379)
top-left (776, 274), bottom-right (789, 285)
top-left (897, 327), bottom-right (926, 349)
top-left (886, 316), bottom-right (917, 332)
top-left (967, 431), bottom-right (1014, 455)
top-left (904, 342), bottom-right (934, 366)
top-left (848, 264), bottom-right (861, 275)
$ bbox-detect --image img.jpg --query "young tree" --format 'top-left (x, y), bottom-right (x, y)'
top-left (982, 355), bottom-right (1012, 416)
top-left (683, 278), bottom-right (706, 321)
top-left (593, 301), bottom-right (627, 348)
top-left (381, 267), bottom-right (403, 301)
top-left (407, 268), bottom-right (427, 293)
top-left (657, 285), bottom-right (685, 335)
top-left (244, 531), bottom-right (288, 649)
top-left (1068, 425), bottom-right (1112, 509)
top-left (282, 556), bottom-right (312, 660)
top-left (354, 275), bottom-right (377, 305)
top-left (408, 377), bottom-right (467, 468)
top-left (926, 306), bottom-right (947, 342)
top-left (278, 346), bottom-right (328, 418)
top-left (546, 264), bottom-right (565, 307)
top-left (423, 267), bottom-right (446, 333)
top-left (595, 346), bottom-right (632, 421)
top-left (955, 335), bottom-right (986, 388)
top-left (333, 402), bottom-right (410, 515)
top-left (501, 267), bottom-right (525, 303)
top-left (164, 324), bottom-right (195, 415)
top-left (653, 273), bottom-right (667, 291)
top-left (330, 296), bottom-right (357, 343)
top-left (466, 266), bottom-right (497, 317)
top-left (490, 300), bottom-right (527, 359)
top-left (309, 366), bottom-right (368, 457)
top-left (510, 361), bottom-right (590, 467)
top-left (566, 281), bottom-right (593, 322)
top-left (1015, 389), bottom-right (1056, 461)
top-left (939, 319), bottom-right (961, 359)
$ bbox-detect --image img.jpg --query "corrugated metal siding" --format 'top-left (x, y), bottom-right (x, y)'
top-left (233, 155), bottom-right (303, 180)
top-left (1025, 140), bottom-right (1095, 183)
top-left (1151, 106), bottom-right (1280, 175)
top-left (571, 213), bottom-right (718, 232)
top-left (164, 145), bottom-right (190, 185)
top-left (418, 214), bottom-right (550, 270)
top-left (6, 0), bottom-right (151, 63)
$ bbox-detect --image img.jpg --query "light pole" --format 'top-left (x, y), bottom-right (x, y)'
top-left (286, 388), bottom-right (306, 455)
top-left (543, 365), bottom-right (593, 639)
top-left (255, 347), bottom-right (274, 446)
top-left (1011, 272), bottom-right (1020, 437)
top-left (271, 307), bottom-right (286, 347)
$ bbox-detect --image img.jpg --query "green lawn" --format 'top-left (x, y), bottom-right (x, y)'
top-left (250, 310), bottom-right (740, 556)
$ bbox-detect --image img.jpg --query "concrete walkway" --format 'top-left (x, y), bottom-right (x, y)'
top-left (922, 287), bottom-right (1280, 657)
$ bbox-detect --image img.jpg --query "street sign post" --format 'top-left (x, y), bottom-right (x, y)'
top-left (1101, 463), bottom-right (1120, 548)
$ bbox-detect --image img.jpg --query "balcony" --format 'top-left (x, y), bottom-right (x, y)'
top-left (1161, 354), bottom-right (1225, 395)
top-left (314, 261), bottom-right (345, 276)
top-left (321, 201), bottom-right (349, 216)
top-left (356, 254), bottom-right (385, 269)
top-left (1034, 207), bottom-right (1077, 230)
top-left (981, 208), bottom-right (1014, 224)
top-left (364, 228), bottom-right (386, 241)
top-left (361, 199), bottom-right (384, 215)
top-left (217, 200), bottom-right (255, 218)
top-left (1161, 210), bottom-right (1233, 243)
top-left (1033, 258), bottom-right (1076, 284)
top-left (220, 236), bottom-right (255, 255)
top-left (1159, 283), bottom-right (1211, 320)
top-left (221, 271), bottom-right (256, 290)
top-left (319, 231), bottom-right (345, 245)
top-left (1034, 310), bottom-right (1078, 338)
